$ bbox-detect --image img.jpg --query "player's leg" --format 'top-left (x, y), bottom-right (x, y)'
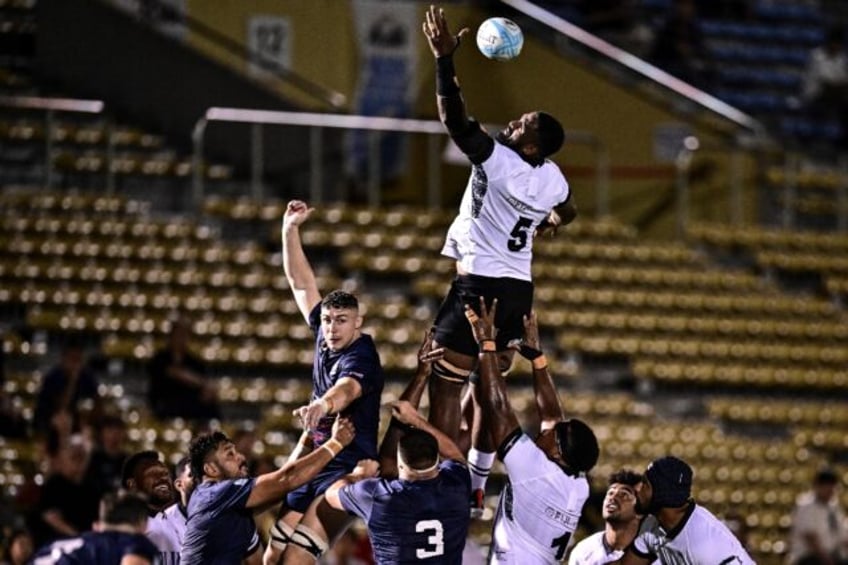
top-left (263, 507), bottom-right (303, 565)
top-left (428, 277), bottom-right (479, 442)
top-left (281, 498), bottom-right (353, 565)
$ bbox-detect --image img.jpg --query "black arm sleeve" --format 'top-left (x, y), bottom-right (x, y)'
top-left (436, 56), bottom-right (494, 164)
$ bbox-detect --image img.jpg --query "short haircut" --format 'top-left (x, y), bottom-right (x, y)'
top-left (815, 468), bottom-right (839, 485)
top-left (321, 290), bottom-right (359, 311)
top-left (609, 469), bottom-right (643, 488)
top-left (175, 455), bottom-right (191, 478)
top-left (556, 419), bottom-right (599, 473)
top-left (536, 112), bottom-right (565, 158)
top-left (189, 431), bottom-right (230, 480)
top-left (99, 492), bottom-right (150, 526)
top-left (398, 429), bottom-right (439, 470)
top-left (121, 450), bottom-right (162, 488)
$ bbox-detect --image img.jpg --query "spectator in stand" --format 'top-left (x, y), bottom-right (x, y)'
top-left (147, 317), bottom-right (221, 421)
top-left (0, 346), bottom-right (27, 438)
top-left (787, 468), bottom-right (848, 565)
top-left (648, 0), bottom-right (713, 89)
top-left (0, 528), bottom-right (34, 565)
top-left (84, 414), bottom-right (129, 497)
top-left (802, 28), bottom-right (848, 146)
top-left (33, 340), bottom-right (102, 435)
top-left (28, 434), bottom-right (100, 549)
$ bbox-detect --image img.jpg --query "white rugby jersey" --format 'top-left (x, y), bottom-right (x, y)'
top-left (442, 142), bottom-right (570, 281)
top-left (568, 528), bottom-right (658, 565)
top-left (631, 505), bottom-right (755, 564)
top-left (147, 503), bottom-right (188, 565)
top-left (490, 432), bottom-right (589, 564)
top-left (567, 531), bottom-right (623, 564)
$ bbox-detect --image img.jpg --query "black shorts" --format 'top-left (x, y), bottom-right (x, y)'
top-left (432, 274), bottom-right (534, 356)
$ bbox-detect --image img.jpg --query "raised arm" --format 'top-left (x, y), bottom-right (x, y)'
top-left (423, 5), bottom-right (493, 164)
top-left (281, 200), bottom-right (322, 323)
top-left (509, 312), bottom-right (563, 432)
top-left (245, 417), bottom-right (354, 508)
top-left (324, 459), bottom-right (381, 511)
top-left (378, 331), bottom-right (445, 477)
top-left (391, 400), bottom-right (466, 463)
top-left (466, 298), bottom-right (520, 448)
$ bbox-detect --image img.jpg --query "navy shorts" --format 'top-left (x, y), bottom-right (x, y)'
top-left (285, 457), bottom-right (358, 513)
top-left (432, 274), bottom-right (534, 357)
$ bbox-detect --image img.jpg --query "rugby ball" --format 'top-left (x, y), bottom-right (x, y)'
top-left (476, 17), bottom-right (524, 61)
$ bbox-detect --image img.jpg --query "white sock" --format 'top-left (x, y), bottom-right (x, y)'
top-left (468, 448), bottom-right (495, 492)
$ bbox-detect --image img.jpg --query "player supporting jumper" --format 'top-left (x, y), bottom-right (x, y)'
top-left (422, 4), bottom-right (576, 509)
top-left (328, 332), bottom-right (470, 565)
top-left (264, 200), bottom-right (384, 565)
top-left (180, 419), bottom-right (355, 565)
top-left (612, 456), bottom-right (755, 564)
top-left (466, 298), bottom-right (598, 564)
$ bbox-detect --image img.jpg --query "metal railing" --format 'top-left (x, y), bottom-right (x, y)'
top-left (192, 107), bottom-right (611, 212)
top-left (0, 95), bottom-right (111, 191)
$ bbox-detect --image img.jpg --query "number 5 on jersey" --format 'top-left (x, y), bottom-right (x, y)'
top-left (508, 216), bottom-right (533, 251)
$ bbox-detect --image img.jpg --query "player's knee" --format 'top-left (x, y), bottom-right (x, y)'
top-left (432, 358), bottom-right (472, 384)
top-left (268, 520), bottom-right (295, 553)
top-left (288, 523), bottom-right (329, 562)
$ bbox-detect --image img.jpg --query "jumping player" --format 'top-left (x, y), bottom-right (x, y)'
top-left (467, 298), bottom-right (598, 564)
top-left (422, 4), bottom-right (576, 508)
top-left (262, 199), bottom-right (384, 565)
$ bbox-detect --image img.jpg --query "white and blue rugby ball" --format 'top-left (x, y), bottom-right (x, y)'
top-left (476, 17), bottom-right (524, 61)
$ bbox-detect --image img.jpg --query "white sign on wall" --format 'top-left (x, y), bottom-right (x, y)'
top-left (247, 15), bottom-right (292, 76)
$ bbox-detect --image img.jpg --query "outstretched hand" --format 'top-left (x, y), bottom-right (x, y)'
top-left (282, 199), bottom-right (314, 231)
top-left (508, 311), bottom-right (541, 351)
top-left (422, 4), bottom-right (469, 58)
top-left (390, 400), bottom-right (422, 426)
top-left (416, 330), bottom-right (445, 375)
top-left (464, 296), bottom-right (498, 344)
top-left (330, 415), bottom-right (356, 447)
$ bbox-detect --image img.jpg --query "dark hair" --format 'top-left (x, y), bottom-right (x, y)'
top-left (814, 468), bottom-right (839, 485)
top-left (826, 27), bottom-right (844, 45)
top-left (536, 112), bottom-right (565, 158)
top-left (189, 431), bottom-right (230, 480)
top-left (175, 456), bottom-right (191, 478)
top-left (99, 492), bottom-right (150, 526)
top-left (321, 290), bottom-right (359, 311)
top-left (398, 429), bottom-right (439, 470)
top-left (121, 450), bottom-right (162, 488)
top-left (556, 419), bottom-right (599, 473)
top-left (609, 469), bottom-right (643, 488)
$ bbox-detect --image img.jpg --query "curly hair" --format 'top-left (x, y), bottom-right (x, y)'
top-left (608, 468), bottom-right (643, 488)
top-left (188, 431), bottom-right (230, 481)
top-left (321, 290), bottom-right (359, 311)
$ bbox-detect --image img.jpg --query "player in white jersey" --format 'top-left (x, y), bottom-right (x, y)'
top-left (146, 456), bottom-right (193, 565)
top-left (611, 456), bottom-right (755, 565)
top-left (422, 6), bottom-right (577, 477)
top-left (465, 298), bottom-right (599, 564)
top-left (568, 470), bottom-right (648, 565)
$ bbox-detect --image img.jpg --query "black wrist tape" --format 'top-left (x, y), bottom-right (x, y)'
top-left (518, 344), bottom-right (543, 361)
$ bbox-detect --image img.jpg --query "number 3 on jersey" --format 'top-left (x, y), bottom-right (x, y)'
top-left (508, 216), bottom-right (532, 251)
top-left (415, 520), bottom-right (444, 558)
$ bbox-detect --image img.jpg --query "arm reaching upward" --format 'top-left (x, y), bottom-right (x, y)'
top-left (423, 5), bottom-right (493, 164)
top-left (509, 312), bottom-right (563, 432)
top-left (391, 400), bottom-right (465, 464)
top-left (378, 331), bottom-right (445, 477)
top-left (466, 298), bottom-right (520, 448)
top-left (281, 200), bottom-right (322, 323)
